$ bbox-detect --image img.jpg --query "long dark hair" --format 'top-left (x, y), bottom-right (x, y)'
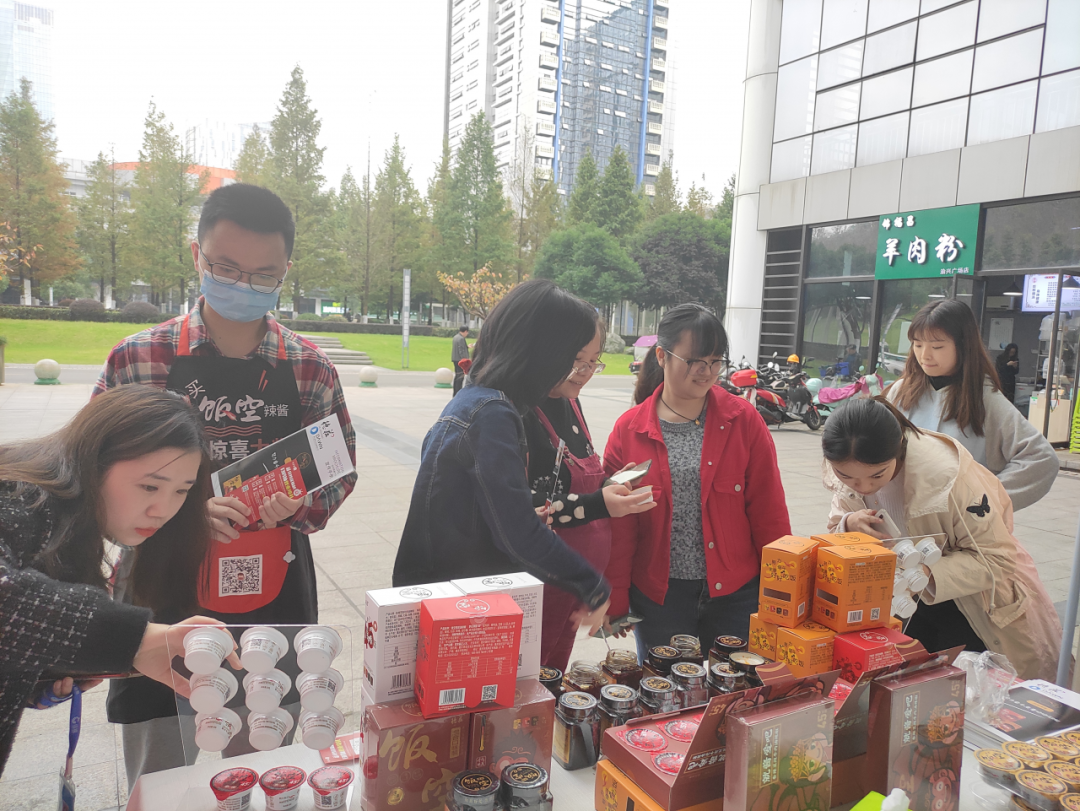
top-left (822, 397), bottom-right (922, 466)
top-left (0, 385), bottom-right (213, 616)
top-left (634, 303), bottom-right (728, 405)
top-left (469, 279), bottom-right (601, 408)
top-left (894, 300), bottom-right (1001, 436)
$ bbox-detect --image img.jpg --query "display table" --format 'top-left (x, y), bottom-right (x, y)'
top-left (1028, 393), bottom-right (1073, 443)
top-left (130, 741), bottom-right (995, 810)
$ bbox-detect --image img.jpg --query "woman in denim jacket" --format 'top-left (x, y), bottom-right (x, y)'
top-left (393, 280), bottom-right (612, 631)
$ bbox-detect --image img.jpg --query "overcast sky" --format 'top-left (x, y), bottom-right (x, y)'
top-left (50, 0), bottom-right (749, 199)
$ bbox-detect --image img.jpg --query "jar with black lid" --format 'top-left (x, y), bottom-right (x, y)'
top-left (728, 651), bottom-right (767, 687)
top-left (670, 634), bottom-right (703, 665)
top-left (500, 763), bottom-right (553, 810)
top-left (561, 661), bottom-right (604, 698)
top-left (645, 645), bottom-right (680, 677)
top-left (601, 649), bottom-right (642, 689)
top-left (669, 661), bottom-right (709, 708)
top-left (709, 635), bottom-right (748, 668)
top-left (638, 675), bottom-right (678, 715)
top-left (598, 683), bottom-right (643, 735)
top-left (553, 692), bottom-right (600, 770)
top-left (447, 770), bottom-right (505, 811)
top-left (708, 662), bottom-right (740, 695)
top-left (539, 667), bottom-right (563, 697)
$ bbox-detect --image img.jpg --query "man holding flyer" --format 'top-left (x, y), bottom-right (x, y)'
top-left (92, 183), bottom-right (356, 786)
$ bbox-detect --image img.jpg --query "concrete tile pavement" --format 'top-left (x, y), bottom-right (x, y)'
top-left (1, 378), bottom-right (1078, 809)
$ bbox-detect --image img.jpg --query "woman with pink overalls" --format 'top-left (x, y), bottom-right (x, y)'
top-left (525, 325), bottom-right (657, 672)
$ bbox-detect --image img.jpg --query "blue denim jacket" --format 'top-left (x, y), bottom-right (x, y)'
top-left (392, 384), bottom-right (610, 610)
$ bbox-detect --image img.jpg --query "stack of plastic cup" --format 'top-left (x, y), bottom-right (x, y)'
top-left (243, 669), bottom-right (292, 714)
top-left (248, 707), bottom-right (296, 751)
top-left (294, 626), bottom-right (345, 750)
top-left (195, 708), bottom-right (242, 753)
top-left (190, 668), bottom-right (239, 714)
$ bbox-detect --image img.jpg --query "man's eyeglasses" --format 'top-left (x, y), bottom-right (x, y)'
top-left (199, 248), bottom-right (285, 294)
top-left (664, 349), bottom-right (724, 377)
top-left (567, 360), bottom-right (606, 380)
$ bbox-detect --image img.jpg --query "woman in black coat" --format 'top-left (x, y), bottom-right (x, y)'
top-left (995, 343), bottom-right (1020, 406)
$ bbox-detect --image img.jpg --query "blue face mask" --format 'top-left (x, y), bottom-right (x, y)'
top-left (201, 274), bottom-right (281, 323)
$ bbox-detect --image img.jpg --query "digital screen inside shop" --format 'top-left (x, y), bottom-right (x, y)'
top-left (1021, 274), bottom-right (1080, 313)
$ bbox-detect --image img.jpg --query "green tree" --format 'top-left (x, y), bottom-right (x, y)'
top-left (685, 173), bottom-right (715, 218)
top-left (632, 212), bottom-right (729, 312)
top-left (372, 135), bottom-right (423, 321)
top-left (0, 77), bottom-right (80, 299)
top-left (330, 166), bottom-right (370, 318)
top-left (234, 124), bottom-right (270, 186)
top-left (426, 139), bottom-right (454, 321)
top-left (567, 149), bottom-right (599, 226)
top-left (443, 113), bottom-right (513, 275)
top-left (505, 125), bottom-right (535, 283)
top-left (593, 146), bottom-right (641, 241)
top-left (648, 156), bottom-right (681, 220)
top-left (534, 224), bottom-right (642, 319)
top-left (127, 102), bottom-right (207, 306)
top-left (716, 173), bottom-right (735, 223)
top-left (76, 149), bottom-right (130, 304)
top-left (522, 170), bottom-right (561, 279)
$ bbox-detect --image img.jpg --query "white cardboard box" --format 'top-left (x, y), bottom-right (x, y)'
top-left (363, 581), bottom-right (462, 703)
top-left (450, 572), bottom-right (544, 679)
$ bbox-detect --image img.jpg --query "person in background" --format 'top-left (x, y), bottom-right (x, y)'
top-left (843, 344), bottom-right (861, 377)
top-left (394, 279), bottom-right (612, 633)
top-left (524, 320), bottom-right (657, 672)
top-left (0, 386), bottom-right (240, 777)
top-left (452, 325), bottom-right (470, 395)
top-left (996, 343), bottom-right (1020, 408)
top-left (821, 397), bottom-right (1060, 681)
top-left (603, 304), bottom-right (791, 656)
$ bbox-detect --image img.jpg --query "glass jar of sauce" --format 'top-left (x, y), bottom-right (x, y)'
top-left (638, 676), bottom-right (678, 716)
top-left (499, 763), bottom-right (553, 811)
top-left (539, 667), bottom-right (563, 698)
top-left (598, 684), bottom-right (643, 735)
top-left (729, 651), bottom-right (767, 687)
top-left (644, 645), bottom-right (680, 678)
top-left (561, 661), bottom-right (604, 699)
top-left (708, 662), bottom-right (740, 696)
top-left (669, 662), bottom-right (709, 708)
top-left (553, 692), bottom-right (601, 771)
top-left (670, 634), bottom-right (703, 665)
top-left (448, 770), bottom-right (505, 811)
top-left (709, 635), bottom-right (748, 668)
top-left (601, 649), bottom-right (643, 689)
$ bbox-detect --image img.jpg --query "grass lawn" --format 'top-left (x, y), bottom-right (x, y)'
top-left (0, 319), bottom-right (635, 374)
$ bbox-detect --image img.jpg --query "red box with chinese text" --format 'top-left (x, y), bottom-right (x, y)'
top-left (832, 628), bottom-right (911, 684)
top-left (414, 593), bottom-right (523, 718)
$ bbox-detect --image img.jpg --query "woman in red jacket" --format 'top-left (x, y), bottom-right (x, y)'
top-left (603, 304), bottom-right (791, 657)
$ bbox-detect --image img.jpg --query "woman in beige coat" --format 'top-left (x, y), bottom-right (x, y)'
top-left (820, 398), bottom-right (1061, 682)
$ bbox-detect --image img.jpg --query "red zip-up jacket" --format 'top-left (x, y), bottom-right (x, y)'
top-left (602, 383), bottom-right (791, 617)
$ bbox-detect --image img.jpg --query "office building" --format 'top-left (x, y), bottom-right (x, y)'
top-left (0, 0), bottom-right (54, 122)
top-left (444, 0), bottom-right (673, 196)
top-left (726, 0), bottom-right (1080, 441)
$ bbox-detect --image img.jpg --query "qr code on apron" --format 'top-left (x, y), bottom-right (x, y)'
top-left (219, 555), bottom-right (263, 596)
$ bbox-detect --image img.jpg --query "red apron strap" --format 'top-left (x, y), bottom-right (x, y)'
top-left (273, 322), bottom-right (288, 362)
top-left (568, 398), bottom-right (593, 443)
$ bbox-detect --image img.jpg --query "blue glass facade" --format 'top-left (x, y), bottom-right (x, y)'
top-left (0, 1), bottom-right (55, 122)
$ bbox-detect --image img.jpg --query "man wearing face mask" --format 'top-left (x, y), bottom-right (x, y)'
top-left (92, 183), bottom-right (357, 785)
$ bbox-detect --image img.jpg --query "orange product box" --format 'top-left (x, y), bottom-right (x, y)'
top-left (775, 621), bottom-right (836, 677)
top-left (811, 532), bottom-right (883, 547)
top-left (758, 536), bottom-right (818, 628)
top-left (748, 613), bottom-right (778, 661)
top-left (885, 616), bottom-right (903, 631)
top-left (594, 758), bottom-right (722, 811)
top-left (812, 544), bottom-right (896, 634)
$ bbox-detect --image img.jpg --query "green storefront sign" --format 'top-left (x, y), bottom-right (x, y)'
top-left (874, 204), bottom-right (980, 280)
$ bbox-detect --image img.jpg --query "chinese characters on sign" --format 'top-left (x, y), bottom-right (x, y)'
top-left (874, 205), bottom-right (980, 281)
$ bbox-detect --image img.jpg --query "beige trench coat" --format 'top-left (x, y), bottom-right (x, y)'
top-left (822, 429), bottom-right (1062, 682)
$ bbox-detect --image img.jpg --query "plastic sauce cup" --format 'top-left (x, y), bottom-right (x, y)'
top-left (297, 668), bottom-right (344, 713)
top-left (892, 594), bottom-right (918, 618)
top-left (184, 626), bottom-right (235, 675)
top-left (195, 708), bottom-right (242, 753)
top-left (916, 537), bottom-right (942, 566)
top-left (294, 626), bottom-right (343, 673)
top-left (243, 669), bottom-right (292, 714)
top-left (890, 539), bottom-right (921, 570)
top-left (299, 707), bottom-right (346, 751)
top-left (210, 766), bottom-right (258, 811)
top-left (308, 765), bottom-right (354, 809)
top-left (240, 626), bottom-right (289, 674)
top-left (190, 668), bottom-right (239, 714)
top-left (248, 707), bottom-right (295, 751)
top-left (260, 765), bottom-right (307, 810)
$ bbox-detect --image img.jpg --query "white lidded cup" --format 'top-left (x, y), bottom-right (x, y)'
top-left (297, 668), bottom-right (344, 713)
top-left (239, 626), bottom-right (289, 674)
top-left (190, 668), bottom-right (239, 714)
top-left (299, 707), bottom-right (345, 751)
top-left (248, 706), bottom-right (295, 751)
top-left (243, 668), bottom-right (292, 714)
top-left (294, 626), bottom-right (343, 673)
top-left (194, 707), bottom-right (242, 753)
top-left (893, 594), bottom-right (918, 618)
top-left (916, 537), bottom-right (942, 566)
top-left (891, 539), bottom-right (921, 570)
top-left (308, 765), bottom-right (355, 810)
top-left (183, 626), bottom-right (235, 675)
top-left (905, 568), bottom-right (930, 592)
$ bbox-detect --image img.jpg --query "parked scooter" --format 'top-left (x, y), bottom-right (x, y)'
top-left (730, 356), bottom-right (822, 431)
top-left (808, 371), bottom-right (885, 419)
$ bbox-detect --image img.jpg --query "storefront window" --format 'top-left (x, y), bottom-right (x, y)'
top-left (807, 221), bottom-right (877, 277)
top-left (982, 197), bottom-right (1080, 270)
top-left (877, 278), bottom-right (952, 383)
top-left (801, 281), bottom-right (872, 382)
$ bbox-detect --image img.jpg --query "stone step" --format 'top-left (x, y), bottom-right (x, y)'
top-left (297, 333), bottom-right (344, 349)
top-left (320, 349), bottom-right (373, 366)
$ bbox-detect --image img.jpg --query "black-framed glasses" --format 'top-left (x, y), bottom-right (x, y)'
top-left (567, 360), bottom-right (606, 380)
top-left (199, 248), bottom-right (286, 294)
top-left (664, 349), bottom-right (724, 377)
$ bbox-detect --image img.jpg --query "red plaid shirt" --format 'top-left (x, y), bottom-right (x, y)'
top-left (92, 300), bottom-right (357, 535)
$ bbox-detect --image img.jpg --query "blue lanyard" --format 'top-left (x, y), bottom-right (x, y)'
top-left (58, 685), bottom-right (81, 811)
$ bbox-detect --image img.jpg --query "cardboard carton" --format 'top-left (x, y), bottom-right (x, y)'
top-left (466, 679), bottom-right (555, 777)
top-left (724, 693), bottom-right (835, 811)
top-left (812, 545), bottom-right (896, 633)
top-left (749, 613), bottom-right (778, 661)
top-left (812, 532), bottom-right (884, 547)
top-left (776, 622), bottom-right (836, 678)
top-left (364, 581), bottom-right (462, 703)
top-left (451, 572), bottom-right (543, 679)
top-left (594, 759), bottom-right (722, 811)
top-left (360, 697), bottom-right (470, 811)
top-left (885, 616), bottom-right (904, 632)
top-left (415, 593), bottom-right (523, 718)
top-left (832, 628), bottom-right (911, 684)
top-left (759, 536), bottom-right (818, 628)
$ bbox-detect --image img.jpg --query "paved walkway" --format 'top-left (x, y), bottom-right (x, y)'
top-left (1, 379), bottom-right (1078, 810)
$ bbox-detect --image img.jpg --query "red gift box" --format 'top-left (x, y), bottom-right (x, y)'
top-left (415, 593), bottom-right (523, 718)
top-left (467, 678), bottom-right (555, 778)
top-left (832, 628), bottom-right (911, 684)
